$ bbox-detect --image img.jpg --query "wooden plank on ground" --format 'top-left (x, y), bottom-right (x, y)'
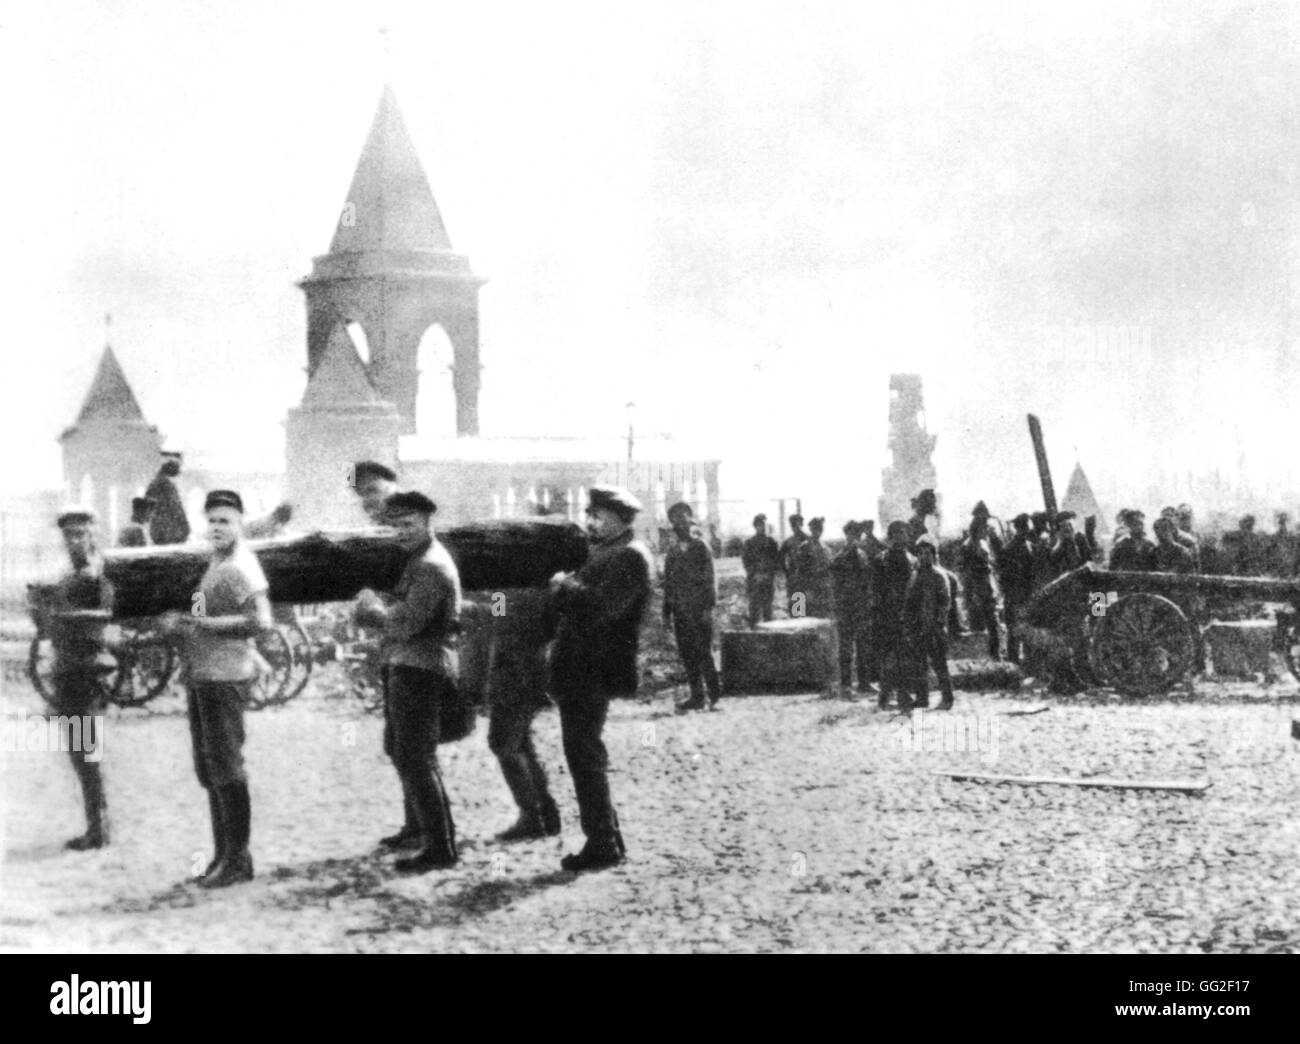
top-left (997, 703), bottom-right (1050, 716)
top-left (934, 769), bottom-right (1211, 794)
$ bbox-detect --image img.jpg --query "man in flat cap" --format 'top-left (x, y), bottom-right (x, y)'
top-left (998, 513), bottom-right (1037, 665)
top-left (779, 513), bottom-right (809, 616)
top-left (741, 513), bottom-right (780, 627)
top-left (664, 502), bottom-right (721, 713)
top-left (159, 490), bottom-right (271, 888)
top-left (350, 460), bottom-right (400, 524)
top-left (28, 508), bottom-right (114, 849)
top-left (145, 449), bottom-right (190, 546)
top-left (549, 485), bottom-right (653, 872)
top-left (353, 490), bottom-right (464, 873)
top-left (793, 517), bottom-right (834, 618)
top-left (117, 496), bottom-right (155, 548)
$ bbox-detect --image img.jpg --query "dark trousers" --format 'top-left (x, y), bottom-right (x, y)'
top-left (836, 613), bottom-right (873, 688)
top-left (187, 682), bottom-right (249, 789)
top-left (488, 699), bottom-right (556, 822)
top-left (746, 576), bottom-right (775, 627)
top-left (1004, 597), bottom-right (1028, 664)
top-left (52, 673), bottom-right (107, 834)
top-left (910, 630), bottom-right (955, 707)
top-left (383, 666), bottom-right (456, 858)
top-left (555, 689), bottom-right (620, 846)
top-left (672, 613), bottom-right (720, 700)
top-left (967, 579), bottom-right (1001, 659)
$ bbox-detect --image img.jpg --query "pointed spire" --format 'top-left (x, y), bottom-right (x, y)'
top-left (1061, 461), bottom-right (1104, 530)
top-left (300, 324), bottom-right (387, 408)
top-left (330, 84), bottom-right (453, 254)
top-left (75, 345), bottom-right (146, 423)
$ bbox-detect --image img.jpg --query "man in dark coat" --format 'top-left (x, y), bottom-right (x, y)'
top-left (780, 513), bottom-right (809, 615)
top-left (741, 513), bottom-right (780, 626)
top-left (549, 486), bottom-right (653, 873)
top-left (1109, 510), bottom-right (1157, 572)
top-left (830, 521), bottom-right (876, 693)
top-left (874, 521), bottom-right (917, 711)
top-left (794, 517), bottom-right (834, 618)
top-left (959, 501), bottom-right (1003, 660)
top-left (145, 450), bottom-right (190, 545)
top-left (29, 509), bottom-right (114, 849)
top-left (904, 536), bottom-right (955, 711)
top-left (663, 502), bottom-right (721, 713)
top-left (997, 513), bottom-right (1037, 666)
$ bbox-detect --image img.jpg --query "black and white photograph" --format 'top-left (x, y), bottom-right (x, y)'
top-left (0, 0), bottom-right (1296, 989)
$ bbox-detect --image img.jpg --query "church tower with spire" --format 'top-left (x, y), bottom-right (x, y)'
top-left (297, 84), bottom-right (486, 437)
top-left (59, 332), bottom-right (163, 535)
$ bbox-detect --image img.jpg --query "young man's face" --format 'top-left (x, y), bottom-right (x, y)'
top-left (918, 545), bottom-right (936, 567)
top-left (161, 457), bottom-right (182, 477)
top-left (789, 519), bottom-right (804, 536)
top-left (206, 507), bottom-right (243, 552)
top-left (586, 507), bottom-right (628, 542)
top-left (356, 477), bottom-right (397, 521)
top-left (61, 523), bottom-right (94, 566)
top-left (389, 510), bottom-right (431, 551)
top-left (670, 513), bottom-right (693, 538)
top-left (753, 520), bottom-right (766, 535)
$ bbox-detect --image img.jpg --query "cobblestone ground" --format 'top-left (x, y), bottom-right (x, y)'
top-left (3, 666), bottom-right (1300, 953)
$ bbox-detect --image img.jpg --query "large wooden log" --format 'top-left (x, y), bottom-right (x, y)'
top-left (103, 519), bottom-right (589, 619)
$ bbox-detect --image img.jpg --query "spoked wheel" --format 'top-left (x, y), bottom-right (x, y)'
top-left (248, 626), bottom-right (295, 709)
top-left (1088, 593), bottom-right (1196, 697)
top-left (28, 635), bottom-right (119, 703)
top-left (281, 610), bottom-right (314, 701)
top-left (110, 629), bottom-right (177, 706)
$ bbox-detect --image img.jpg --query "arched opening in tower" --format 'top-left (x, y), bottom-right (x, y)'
top-left (416, 323), bottom-right (458, 438)
top-left (346, 322), bottom-right (371, 366)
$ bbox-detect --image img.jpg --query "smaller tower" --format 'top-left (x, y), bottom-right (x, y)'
top-left (285, 323), bottom-right (403, 528)
top-left (60, 336), bottom-right (163, 536)
top-left (878, 373), bottom-right (938, 527)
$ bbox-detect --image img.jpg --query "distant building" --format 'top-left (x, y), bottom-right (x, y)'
top-left (878, 373), bottom-right (938, 527)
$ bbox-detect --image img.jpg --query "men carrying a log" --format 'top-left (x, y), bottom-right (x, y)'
top-left (350, 460), bottom-right (400, 524)
top-left (998, 513), bottom-right (1037, 666)
top-left (29, 509), bottom-right (114, 849)
top-left (904, 535), bottom-right (955, 712)
top-left (780, 513), bottom-right (808, 615)
top-left (830, 521), bottom-right (876, 694)
top-left (664, 501), bottom-right (722, 713)
top-left (159, 490), bottom-right (271, 888)
top-left (145, 449), bottom-right (190, 546)
top-left (874, 521), bottom-right (917, 711)
top-left (116, 496), bottom-right (154, 548)
top-left (549, 486), bottom-right (653, 873)
top-left (741, 513), bottom-right (780, 626)
top-left (353, 491), bottom-right (463, 873)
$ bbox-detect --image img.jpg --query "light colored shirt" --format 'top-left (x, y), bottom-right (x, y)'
top-left (185, 542), bottom-right (269, 682)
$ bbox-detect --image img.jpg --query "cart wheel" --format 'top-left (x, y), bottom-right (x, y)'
top-left (1088, 593), bottom-right (1195, 697)
top-left (248, 626), bottom-right (294, 709)
top-left (282, 612), bottom-right (313, 701)
top-left (27, 635), bottom-right (55, 701)
top-left (111, 629), bottom-right (176, 706)
top-left (28, 635), bottom-right (120, 703)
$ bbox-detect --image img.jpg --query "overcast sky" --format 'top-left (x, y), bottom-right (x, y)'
top-left (3, 0), bottom-right (1298, 527)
